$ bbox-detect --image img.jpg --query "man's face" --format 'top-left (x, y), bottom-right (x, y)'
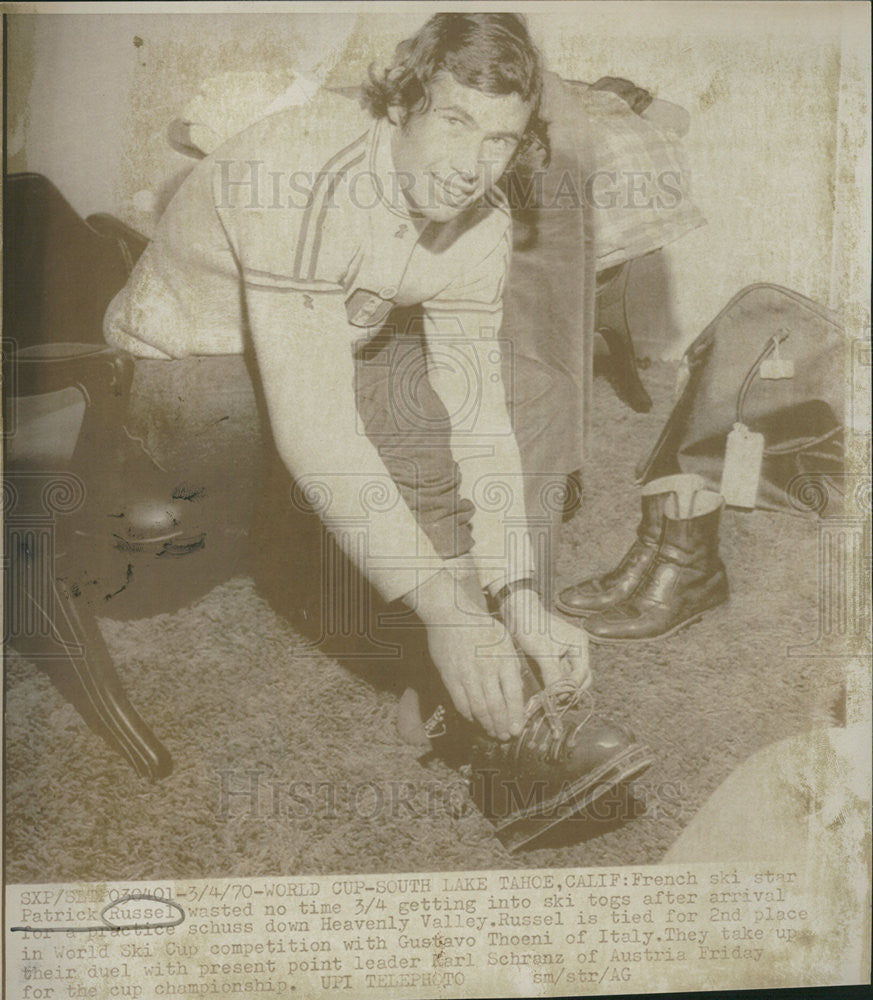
top-left (389, 71), bottom-right (531, 223)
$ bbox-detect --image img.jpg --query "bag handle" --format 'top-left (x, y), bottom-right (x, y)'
top-left (736, 333), bottom-right (841, 456)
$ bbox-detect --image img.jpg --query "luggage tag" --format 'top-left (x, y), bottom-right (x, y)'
top-left (759, 335), bottom-right (794, 380)
top-left (720, 422), bottom-right (765, 508)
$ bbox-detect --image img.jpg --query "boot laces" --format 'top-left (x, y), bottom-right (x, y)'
top-left (422, 704), bottom-right (447, 739)
top-left (422, 681), bottom-right (593, 762)
top-left (516, 680), bottom-right (594, 763)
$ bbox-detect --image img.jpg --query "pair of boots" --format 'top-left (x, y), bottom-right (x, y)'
top-left (557, 474), bottom-right (729, 641)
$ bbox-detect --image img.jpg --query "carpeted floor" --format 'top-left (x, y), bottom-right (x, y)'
top-left (4, 361), bottom-right (845, 883)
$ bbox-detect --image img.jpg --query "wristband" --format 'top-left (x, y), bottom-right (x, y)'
top-left (492, 576), bottom-right (540, 607)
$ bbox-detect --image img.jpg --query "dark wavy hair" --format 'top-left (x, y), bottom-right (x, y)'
top-left (362, 13), bottom-right (549, 165)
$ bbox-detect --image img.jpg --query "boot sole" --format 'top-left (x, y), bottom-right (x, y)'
top-left (492, 743), bottom-right (655, 853)
top-left (585, 596), bottom-right (729, 645)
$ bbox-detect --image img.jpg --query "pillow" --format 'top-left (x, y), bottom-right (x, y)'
top-left (566, 81), bottom-right (706, 268)
top-left (170, 70), bottom-right (321, 158)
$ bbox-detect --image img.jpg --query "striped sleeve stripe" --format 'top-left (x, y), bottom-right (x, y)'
top-left (306, 151), bottom-right (366, 279)
top-left (424, 299), bottom-right (504, 315)
top-left (243, 279), bottom-right (345, 295)
top-left (242, 268), bottom-right (343, 292)
top-left (294, 131), bottom-right (369, 281)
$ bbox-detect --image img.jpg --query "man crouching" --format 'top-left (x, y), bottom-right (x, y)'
top-left (105, 12), bottom-right (651, 850)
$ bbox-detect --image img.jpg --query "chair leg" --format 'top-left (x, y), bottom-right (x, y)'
top-left (61, 578), bottom-right (173, 779)
top-left (595, 261), bottom-right (653, 413)
top-left (10, 571), bottom-right (173, 781)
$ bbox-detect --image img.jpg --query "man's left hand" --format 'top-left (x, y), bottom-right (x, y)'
top-left (500, 588), bottom-right (592, 691)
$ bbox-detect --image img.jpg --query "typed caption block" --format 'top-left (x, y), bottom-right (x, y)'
top-left (6, 860), bottom-right (866, 998)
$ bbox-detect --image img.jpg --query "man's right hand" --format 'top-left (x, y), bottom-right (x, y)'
top-left (408, 568), bottom-right (526, 741)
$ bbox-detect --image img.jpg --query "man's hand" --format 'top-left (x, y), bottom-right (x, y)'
top-left (500, 587), bottom-right (592, 691)
top-left (409, 568), bottom-right (525, 741)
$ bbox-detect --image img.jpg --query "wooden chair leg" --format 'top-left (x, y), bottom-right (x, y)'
top-left (7, 535), bottom-right (173, 780)
top-left (56, 577), bottom-right (173, 779)
top-left (595, 261), bottom-right (653, 413)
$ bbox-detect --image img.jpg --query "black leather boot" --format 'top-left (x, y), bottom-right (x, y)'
top-left (406, 662), bottom-right (653, 852)
top-left (465, 682), bottom-right (653, 851)
top-left (557, 473), bottom-right (707, 616)
top-left (584, 488), bottom-right (729, 642)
